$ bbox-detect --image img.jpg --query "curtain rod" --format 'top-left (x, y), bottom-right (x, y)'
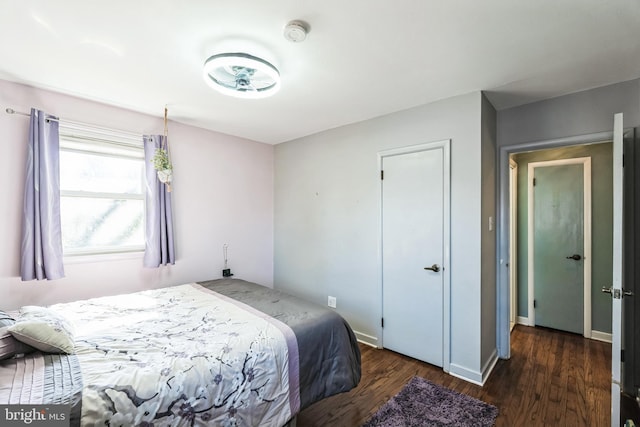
top-left (5, 107), bottom-right (143, 139)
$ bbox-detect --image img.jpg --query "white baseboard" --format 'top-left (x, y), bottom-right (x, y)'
top-left (360, 333), bottom-right (499, 386)
top-left (449, 363), bottom-right (484, 386)
top-left (481, 349), bottom-right (499, 385)
top-left (354, 330), bottom-right (378, 348)
top-left (449, 348), bottom-right (498, 387)
top-left (513, 321), bottom-right (611, 343)
top-left (590, 330), bottom-right (612, 343)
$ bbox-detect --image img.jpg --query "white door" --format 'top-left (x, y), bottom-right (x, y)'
top-left (610, 113), bottom-right (624, 426)
top-left (381, 141), bottom-right (449, 367)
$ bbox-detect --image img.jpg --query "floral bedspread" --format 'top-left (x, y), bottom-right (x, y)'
top-left (53, 283), bottom-right (300, 427)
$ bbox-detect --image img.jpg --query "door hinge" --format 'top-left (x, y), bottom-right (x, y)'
top-left (533, 299), bottom-right (537, 308)
top-left (381, 170), bottom-right (384, 180)
top-left (533, 177), bottom-right (536, 186)
top-left (381, 318), bottom-right (384, 328)
top-left (621, 349), bottom-right (625, 363)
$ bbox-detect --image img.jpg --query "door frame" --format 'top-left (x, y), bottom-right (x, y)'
top-left (496, 131), bottom-right (613, 359)
top-left (378, 139), bottom-right (451, 372)
top-left (611, 113), bottom-right (624, 426)
top-left (527, 157), bottom-right (592, 337)
top-left (509, 158), bottom-right (518, 330)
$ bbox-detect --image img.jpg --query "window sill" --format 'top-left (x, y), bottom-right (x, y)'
top-left (63, 251), bottom-right (144, 265)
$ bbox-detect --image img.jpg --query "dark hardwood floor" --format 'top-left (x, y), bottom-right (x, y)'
top-left (297, 325), bottom-right (611, 426)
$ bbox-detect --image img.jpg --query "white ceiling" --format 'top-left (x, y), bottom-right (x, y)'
top-left (1, 1), bottom-right (639, 144)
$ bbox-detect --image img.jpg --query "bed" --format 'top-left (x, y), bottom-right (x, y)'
top-left (0, 278), bottom-right (361, 426)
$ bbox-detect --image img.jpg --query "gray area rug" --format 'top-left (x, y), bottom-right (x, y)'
top-left (363, 376), bottom-right (498, 427)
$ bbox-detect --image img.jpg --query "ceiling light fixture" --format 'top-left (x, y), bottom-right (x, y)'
top-left (202, 52), bottom-right (280, 99)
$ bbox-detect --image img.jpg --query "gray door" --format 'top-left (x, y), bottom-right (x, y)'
top-left (533, 162), bottom-right (585, 334)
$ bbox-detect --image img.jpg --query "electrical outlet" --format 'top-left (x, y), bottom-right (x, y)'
top-left (327, 296), bottom-right (337, 309)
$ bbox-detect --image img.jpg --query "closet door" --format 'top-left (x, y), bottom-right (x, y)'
top-left (381, 141), bottom-right (449, 367)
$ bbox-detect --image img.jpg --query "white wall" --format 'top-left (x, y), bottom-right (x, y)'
top-left (0, 79), bottom-right (274, 309)
top-left (274, 91), bottom-right (492, 381)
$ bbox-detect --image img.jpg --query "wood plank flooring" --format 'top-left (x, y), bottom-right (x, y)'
top-left (297, 325), bottom-right (611, 426)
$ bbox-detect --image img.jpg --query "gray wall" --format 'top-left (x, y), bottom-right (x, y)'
top-left (497, 78), bottom-right (640, 345)
top-left (498, 79), bottom-right (640, 147)
top-left (513, 143), bottom-right (613, 333)
top-left (481, 94), bottom-right (497, 365)
top-left (275, 91), bottom-right (495, 381)
top-left (274, 78), bottom-right (639, 381)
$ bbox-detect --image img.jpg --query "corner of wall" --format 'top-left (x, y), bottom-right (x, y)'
top-left (353, 330), bottom-right (379, 348)
top-left (449, 348), bottom-right (498, 386)
top-left (480, 89), bottom-right (498, 367)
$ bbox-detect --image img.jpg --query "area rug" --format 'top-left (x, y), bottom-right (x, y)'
top-left (363, 376), bottom-right (499, 427)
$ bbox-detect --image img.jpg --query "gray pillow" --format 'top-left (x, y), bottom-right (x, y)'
top-left (0, 312), bottom-right (35, 360)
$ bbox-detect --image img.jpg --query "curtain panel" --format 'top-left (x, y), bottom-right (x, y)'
top-left (20, 108), bottom-right (65, 281)
top-left (143, 135), bottom-right (175, 267)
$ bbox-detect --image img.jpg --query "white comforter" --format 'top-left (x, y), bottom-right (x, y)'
top-left (54, 283), bottom-right (299, 427)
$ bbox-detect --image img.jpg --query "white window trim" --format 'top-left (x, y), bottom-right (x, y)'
top-left (63, 250), bottom-right (144, 264)
top-left (61, 190), bottom-right (144, 201)
top-left (59, 129), bottom-right (146, 258)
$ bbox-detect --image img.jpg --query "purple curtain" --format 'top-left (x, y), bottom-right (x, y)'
top-left (143, 135), bottom-right (175, 267)
top-left (20, 108), bottom-right (65, 281)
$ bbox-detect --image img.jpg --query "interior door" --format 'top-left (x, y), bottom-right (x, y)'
top-left (532, 162), bottom-right (587, 334)
top-left (381, 144), bottom-right (446, 367)
top-left (610, 112), bottom-right (624, 426)
top-left (622, 125), bottom-right (639, 423)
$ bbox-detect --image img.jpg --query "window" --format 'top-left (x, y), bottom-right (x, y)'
top-left (59, 126), bottom-right (145, 256)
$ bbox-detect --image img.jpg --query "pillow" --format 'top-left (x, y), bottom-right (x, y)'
top-left (0, 311), bottom-right (35, 360)
top-left (0, 326), bottom-right (34, 360)
top-left (0, 309), bottom-right (15, 328)
top-left (8, 306), bottom-right (75, 354)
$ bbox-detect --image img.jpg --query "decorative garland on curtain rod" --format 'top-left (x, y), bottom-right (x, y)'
top-left (151, 107), bottom-right (173, 192)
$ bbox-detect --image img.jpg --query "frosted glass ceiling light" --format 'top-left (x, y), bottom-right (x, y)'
top-left (202, 52), bottom-right (280, 99)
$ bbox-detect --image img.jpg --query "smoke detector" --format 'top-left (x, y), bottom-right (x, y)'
top-left (283, 20), bottom-right (309, 43)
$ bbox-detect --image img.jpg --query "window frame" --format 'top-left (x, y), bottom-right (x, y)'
top-left (58, 126), bottom-right (146, 258)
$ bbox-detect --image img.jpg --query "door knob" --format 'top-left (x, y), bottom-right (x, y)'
top-left (566, 254), bottom-right (582, 261)
top-left (424, 264), bottom-right (440, 273)
top-left (602, 286), bottom-right (629, 299)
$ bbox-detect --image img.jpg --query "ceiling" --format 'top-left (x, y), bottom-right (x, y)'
top-left (1, 1), bottom-right (639, 144)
